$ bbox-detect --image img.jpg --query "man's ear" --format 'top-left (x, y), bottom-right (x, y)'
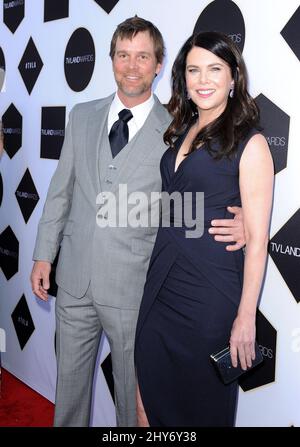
top-left (155, 62), bottom-right (162, 77)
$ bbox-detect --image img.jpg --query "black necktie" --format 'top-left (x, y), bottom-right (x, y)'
top-left (109, 109), bottom-right (133, 158)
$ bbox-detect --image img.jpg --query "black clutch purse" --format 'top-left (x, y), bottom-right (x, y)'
top-left (210, 341), bottom-right (263, 384)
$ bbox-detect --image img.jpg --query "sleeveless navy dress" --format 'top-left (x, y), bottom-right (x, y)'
top-left (135, 127), bottom-right (260, 427)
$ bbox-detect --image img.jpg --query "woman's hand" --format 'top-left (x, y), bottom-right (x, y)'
top-left (229, 313), bottom-right (256, 370)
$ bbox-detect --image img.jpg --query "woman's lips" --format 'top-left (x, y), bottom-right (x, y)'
top-left (196, 89), bottom-right (215, 98)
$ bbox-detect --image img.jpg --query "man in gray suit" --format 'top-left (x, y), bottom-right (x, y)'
top-left (31, 17), bottom-right (245, 427)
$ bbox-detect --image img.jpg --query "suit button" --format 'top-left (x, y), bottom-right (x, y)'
top-left (108, 165), bottom-right (116, 170)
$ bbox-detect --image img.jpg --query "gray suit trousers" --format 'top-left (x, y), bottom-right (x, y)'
top-left (54, 285), bottom-right (139, 427)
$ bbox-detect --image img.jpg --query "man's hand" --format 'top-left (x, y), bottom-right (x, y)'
top-left (30, 261), bottom-right (51, 301)
top-left (209, 206), bottom-right (245, 251)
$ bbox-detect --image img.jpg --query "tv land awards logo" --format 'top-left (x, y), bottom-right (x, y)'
top-left (15, 168), bottom-right (40, 223)
top-left (44, 0), bottom-right (69, 22)
top-left (11, 294), bottom-right (35, 350)
top-left (0, 226), bottom-right (19, 280)
top-left (41, 106), bottom-right (66, 159)
top-left (3, 0), bottom-right (25, 33)
top-left (2, 103), bottom-right (22, 159)
top-left (255, 94), bottom-right (290, 175)
top-left (281, 6), bottom-right (300, 62)
top-left (18, 37), bottom-right (43, 94)
top-left (269, 209), bottom-right (300, 303)
top-left (64, 28), bottom-right (95, 92)
top-left (239, 311), bottom-right (277, 391)
top-left (94, 0), bottom-right (120, 14)
top-left (193, 0), bottom-right (245, 52)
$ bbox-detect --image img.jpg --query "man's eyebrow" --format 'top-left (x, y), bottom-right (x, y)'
top-left (116, 50), bottom-right (151, 54)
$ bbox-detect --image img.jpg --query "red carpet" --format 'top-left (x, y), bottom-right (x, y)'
top-left (0, 368), bottom-right (54, 427)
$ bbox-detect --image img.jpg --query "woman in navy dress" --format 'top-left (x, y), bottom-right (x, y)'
top-left (135, 31), bottom-right (274, 426)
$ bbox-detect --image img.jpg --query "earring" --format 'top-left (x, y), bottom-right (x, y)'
top-left (229, 84), bottom-right (234, 98)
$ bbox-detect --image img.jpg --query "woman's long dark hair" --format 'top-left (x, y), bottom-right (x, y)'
top-left (164, 31), bottom-right (260, 159)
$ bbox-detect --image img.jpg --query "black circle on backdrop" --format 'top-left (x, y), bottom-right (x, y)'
top-left (0, 47), bottom-right (5, 70)
top-left (193, 0), bottom-right (245, 52)
top-left (0, 47), bottom-right (5, 92)
top-left (64, 28), bottom-right (96, 92)
top-left (0, 174), bottom-right (3, 207)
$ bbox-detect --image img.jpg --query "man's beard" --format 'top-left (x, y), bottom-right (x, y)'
top-left (116, 79), bottom-right (151, 98)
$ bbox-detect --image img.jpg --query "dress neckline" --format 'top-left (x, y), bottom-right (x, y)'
top-left (173, 121), bottom-right (204, 175)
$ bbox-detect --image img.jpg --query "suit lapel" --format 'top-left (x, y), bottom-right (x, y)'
top-left (85, 96), bottom-right (113, 195)
top-left (109, 97), bottom-right (170, 195)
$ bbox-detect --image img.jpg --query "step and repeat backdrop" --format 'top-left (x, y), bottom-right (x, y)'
top-left (0, 0), bottom-right (300, 426)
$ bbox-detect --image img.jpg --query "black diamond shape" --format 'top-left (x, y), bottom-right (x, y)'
top-left (41, 107), bottom-right (66, 159)
top-left (94, 0), bottom-right (119, 14)
top-left (18, 37), bottom-right (44, 94)
top-left (269, 209), bottom-right (300, 303)
top-left (0, 173), bottom-right (3, 207)
top-left (281, 6), bottom-right (300, 61)
top-left (101, 353), bottom-right (115, 403)
top-left (239, 311), bottom-right (277, 391)
top-left (3, 0), bottom-right (25, 34)
top-left (0, 226), bottom-right (19, 280)
top-left (194, 0), bottom-right (245, 52)
top-left (0, 46), bottom-right (5, 92)
top-left (255, 94), bottom-right (290, 174)
top-left (11, 294), bottom-right (35, 350)
top-left (44, 0), bottom-right (69, 22)
top-left (15, 168), bottom-right (40, 223)
top-left (2, 103), bottom-right (23, 159)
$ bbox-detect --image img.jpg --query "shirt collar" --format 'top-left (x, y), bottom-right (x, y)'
top-left (110, 92), bottom-right (154, 128)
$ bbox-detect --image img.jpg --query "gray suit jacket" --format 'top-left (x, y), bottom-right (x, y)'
top-left (33, 94), bottom-right (172, 309)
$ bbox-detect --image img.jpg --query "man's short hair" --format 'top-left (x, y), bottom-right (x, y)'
top-left (110, 16), bottom-right (165, 64)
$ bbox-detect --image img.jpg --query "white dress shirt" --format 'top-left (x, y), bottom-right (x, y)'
top-left (107, 92), bottom-right (155, 142)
